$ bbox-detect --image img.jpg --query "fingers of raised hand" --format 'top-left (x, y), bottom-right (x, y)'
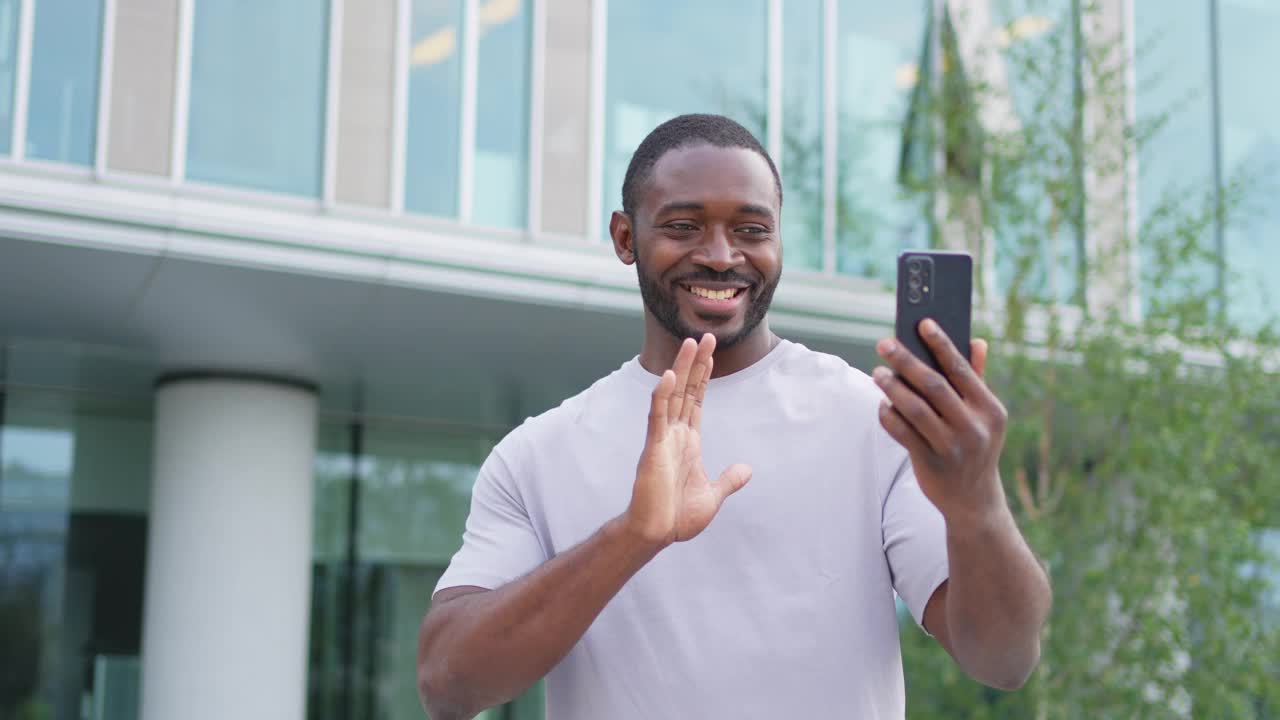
top-left (681, 334), bottom-right (716, 425)
top-left (648, 369), bottom-right (676, 438)
top-left (666, 338), bottom-right (699, 422)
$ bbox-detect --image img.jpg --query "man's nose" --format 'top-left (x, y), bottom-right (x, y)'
top-left (694, 226), bottom-right (742, 272)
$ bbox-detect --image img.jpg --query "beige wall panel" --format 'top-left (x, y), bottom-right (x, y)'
top-left (335, 0), bottom-right (396, 207)
top-left (540, 0), bottom-right (592, 236)
top-left (107, 0), bottom-right (179, 176)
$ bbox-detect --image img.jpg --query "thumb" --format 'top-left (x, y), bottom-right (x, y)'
top-left (970, 338), bottom-right (989, 377)
top-left (713, 463), bottom-right (753, 504)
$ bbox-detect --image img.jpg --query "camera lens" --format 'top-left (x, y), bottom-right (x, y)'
top-left (908, 275), bottom-right (922, 290)
top-left (907, 288), bottom-right (923, 304)
top-left (907, 259), bottom-right (922, 273)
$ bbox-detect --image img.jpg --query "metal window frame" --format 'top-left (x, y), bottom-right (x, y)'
top-left (527, 0), bottom-right (546, 234)
top-left (10, 0), bottom-right (34, 161)
top-left (170, 0), bottom-right (194, 183)
top-left (390, 0), bottom-right (410, 214)
top-left (587, 0), bottom-right (607, 240)
top-left (322, 0), bottom-right (345, 206)
top-left (821, 0), bottom-right (838, 274)
top-left (767, 0), bottom-right (782, 170)
top-left (93, 0), bottom-right (116, 176)
top-left (458, 0), bottom-right (478, 222)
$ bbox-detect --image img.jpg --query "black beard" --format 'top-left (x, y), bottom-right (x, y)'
top-left (636, 265), bottom-right (780, 350)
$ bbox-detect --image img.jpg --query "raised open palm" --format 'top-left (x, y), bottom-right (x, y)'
top-left (625, 334), bottom-right (753, 547)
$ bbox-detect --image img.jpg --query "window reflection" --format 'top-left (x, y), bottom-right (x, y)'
top-left (186, 0), bottom-right (329, 196)
top-left (603, 0), bottom-right (768, 236)
top-left (0, 391), bottom-right (151, 720)
top-left (1218, 0), bottom-right (1280, 329)
top-left (989, 0), bottom-right (1083, 305)
top-left (473, 0), bottom-right (531, 228)
top-left (781, 0), bottom-right (824, 271)
top-left (835, 0), bottom-right (930, 283)
top-left (308, 418), bottom-right (542, 720)
top-left (406, 0), bottom-right (465, 218)
top-left (26, 0), bottom-right (103, 165)
top-left (0, 0), bottom-right (18, 155)
top-left (1134, 0), bottom-right (1217, 316)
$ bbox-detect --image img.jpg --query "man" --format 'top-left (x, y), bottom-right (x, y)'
top-left (417, 114), bottom-right (1051, 719)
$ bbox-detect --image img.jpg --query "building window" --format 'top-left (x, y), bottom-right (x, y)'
top-left (405, 0), bottom-right (465, 218)
top-left (1218, 0), bottom-right (1280, 329)
top-left (1134, 0), bottom-right (1218, 317)
top-left (186, 0), bottom-right (330, 196)
top-left (26, 0), bottom-right (103, 165)
top-left (0, 0), bottom-right (19, 155)
top-left (781, 0), bottom-right (825, 271)
top-left (603, 0), bottom-right (768, 236)
top-left (472, 0), bottom-right (531, 228)
top-left (308, 419), bottom-right (543, 720)
top-left (835, 0), bottom-right (930, 283)
top-left (989, 0), bottom-right (1084, 306)
top-left (0, 389), bottom-right (153, 719)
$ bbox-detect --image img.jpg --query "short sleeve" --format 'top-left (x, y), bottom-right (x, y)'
top-left (435, 442), bottom-right (548, 595)
top-left (881, 445), bottom-right (949, 630)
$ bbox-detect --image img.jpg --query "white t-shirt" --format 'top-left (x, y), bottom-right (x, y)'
top-left (437, 339), bottom-right (949, 719)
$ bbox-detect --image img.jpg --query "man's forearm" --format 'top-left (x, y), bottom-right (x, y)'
top-left (418, 515), bottom-right (662, 719)
top-left (944, 503), bottom-right (1052, 690)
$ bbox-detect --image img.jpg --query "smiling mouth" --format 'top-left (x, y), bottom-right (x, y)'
top-left (680, 284), bottom-right (748, 301)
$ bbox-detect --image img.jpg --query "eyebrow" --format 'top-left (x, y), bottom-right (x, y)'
top-left (653, 201), bottom-right (776, 222)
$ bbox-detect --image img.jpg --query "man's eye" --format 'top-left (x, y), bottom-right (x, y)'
top-left (737, 226), bottom-right (770, 235)
top-left (666, 223), bottom-right (698, 232)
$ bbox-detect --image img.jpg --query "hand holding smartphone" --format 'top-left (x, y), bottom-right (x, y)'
top-left (894, 251), bottom-right (972, 376)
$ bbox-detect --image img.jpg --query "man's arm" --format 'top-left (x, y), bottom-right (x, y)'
top-left (417, 334), bottom-right (752, 720)
top-left (874, 320), bottom-right (1051, 690)
top-left (418, 517), bottom-right (663, 720)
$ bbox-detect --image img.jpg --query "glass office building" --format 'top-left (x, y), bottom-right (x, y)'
top-left (0, 1), bottom-right (1274, 719)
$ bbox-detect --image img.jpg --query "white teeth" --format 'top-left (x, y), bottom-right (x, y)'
top-left (689, 286), bottom-right (739, 300)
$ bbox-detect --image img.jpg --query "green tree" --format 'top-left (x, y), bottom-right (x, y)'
top-left (896, 1), bottom-right (1280, 718)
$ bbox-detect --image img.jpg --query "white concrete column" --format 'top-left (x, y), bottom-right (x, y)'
top-left (139, 375), bottom-right (318, 720)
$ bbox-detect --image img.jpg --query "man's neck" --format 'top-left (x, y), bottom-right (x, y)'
top-left (638, 316), bottom-right (781, 379)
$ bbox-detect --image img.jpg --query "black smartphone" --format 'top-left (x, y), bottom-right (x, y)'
top-left (894, 250), bottom-right (972, 375)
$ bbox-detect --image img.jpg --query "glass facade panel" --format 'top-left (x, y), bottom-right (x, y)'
top-left (781, 0), bottom-right (824, 271)
top-left (26, 0), bottom-right (103, 164)
top-left (990, 0), bottom-right (1083, 305)
top-left (405, 0), bottom-right (464, 217)
top-left (186, 0), bottom-right (329, 196)
top-left (1218, 0), bottom-right (1280, 329)
top-left (1133, 0), bottom-right (1217, 315)
top-left (834, 0), bottom-right (929, 282)
top-left (472, 0), bottom-right (530, 228)
top-left (603, 0), bottom-right (768, 235)
top-left (307, 418), bottom-right (543, 720)
top-left (0, 0), bottom-right (18, 155)
top-left (0, 389), bottom-right (151, 720)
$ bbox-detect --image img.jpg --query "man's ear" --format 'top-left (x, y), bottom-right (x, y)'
top-left (610, 211), bottom-right (637, 265)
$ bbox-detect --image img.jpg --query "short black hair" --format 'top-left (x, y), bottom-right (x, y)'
top-left (620, 113), bottom-right (782, 218)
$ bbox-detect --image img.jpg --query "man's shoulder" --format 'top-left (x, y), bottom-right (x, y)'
top-left (494, 362), bottom-right (640, 456)
top-left (772, 340), bottom-right (881, 402)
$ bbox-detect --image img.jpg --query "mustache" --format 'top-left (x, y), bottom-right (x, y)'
top-left (671, 270), bottom-right (756, 287)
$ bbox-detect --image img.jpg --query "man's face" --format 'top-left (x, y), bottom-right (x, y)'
top-left (613, 144), bottom-right (783, 349)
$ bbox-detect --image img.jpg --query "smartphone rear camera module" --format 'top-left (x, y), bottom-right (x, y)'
top-left (907, 288), bottom-right (923, 304)
top-left (907, 259), bottom-right (922, 273)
